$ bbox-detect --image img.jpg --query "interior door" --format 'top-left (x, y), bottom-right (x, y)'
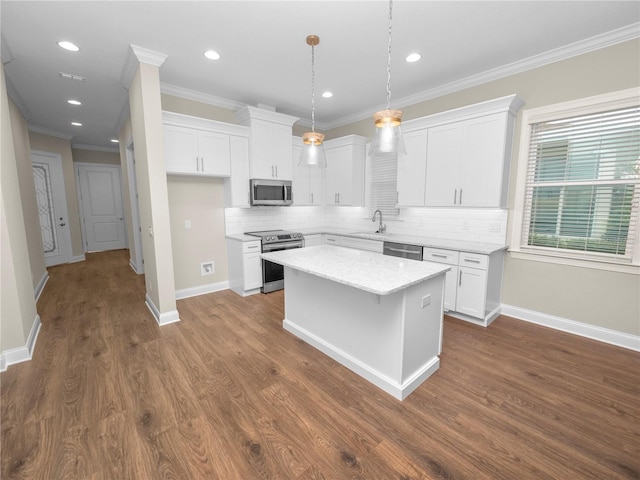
top-left (31, 151), bottom-right (71, 266)
top-left (77, 164), bottom-right (126, 252)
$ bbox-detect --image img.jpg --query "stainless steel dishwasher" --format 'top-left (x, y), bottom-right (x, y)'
top-left (383, 241), bottom-right (423, 261)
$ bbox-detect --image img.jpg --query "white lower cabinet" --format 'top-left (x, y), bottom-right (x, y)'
top-left (303, 234), bottom-right (322, 247)
top-left (424, 247), bottom-right (504, 326)
top-left (227, 238), bottom-right (263, 296)
top-left (323, 234), bottom-right (382, 253)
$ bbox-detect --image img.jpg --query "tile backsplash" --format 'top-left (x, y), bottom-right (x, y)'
top-left (226, 206), bottom-right (508, 244)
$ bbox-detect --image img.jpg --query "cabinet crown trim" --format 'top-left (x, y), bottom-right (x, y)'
top-left (323, 134), bottom-right (369, 149)
top-left (235, 106), bottom-right (299, 126)
top-left (162, 111), bottom-right (250, 137)
top-left (403, 94), bottom-right (524, 132)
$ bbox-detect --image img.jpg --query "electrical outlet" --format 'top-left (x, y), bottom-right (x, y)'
top-left (201, 261), bottom-right (214, 276)
top-left (421, 294), bottom-right (431, 308)
top-left (489, 222), bottom-right (500, 233)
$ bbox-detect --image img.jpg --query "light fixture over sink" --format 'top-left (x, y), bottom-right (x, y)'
top-left (299, 35), bottom-right (326, 168)
top-left (371, 0), bottom-right (406, 157)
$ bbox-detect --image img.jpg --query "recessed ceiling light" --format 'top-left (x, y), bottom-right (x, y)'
top-left (71, 122), bottom-right (82, 127)
top-left (322, 91), bottom-right (333, 98)
top-left (67, 99), bottom-right (82, 106)
top-left (204, 50), bottom-right (221, 60)
top-left (110, 139), bottom-right (119, 143)
top-left (58, 41), bottom-right (80, 52)
top-left (405, 53), bottom-right (422, 63)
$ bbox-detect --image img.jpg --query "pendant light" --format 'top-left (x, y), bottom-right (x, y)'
top-left (299, 35), bottom-right (326, 167)
top-left (371, 0), bottom-right (406, 156)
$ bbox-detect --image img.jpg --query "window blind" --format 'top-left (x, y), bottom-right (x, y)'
top-left (521, 106), bottom-right (640, 261)
top-left (370, 151), bottom-right (399, 217)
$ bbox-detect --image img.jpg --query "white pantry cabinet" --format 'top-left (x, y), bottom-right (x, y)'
top-left (227, 238), bottom-right (262, 296)
top-left (292, 137), bottom-right (323, 206)
top-left (235, 106), bottom-right (298, 181)
top-left (303, 234), bottom-right (322, 247)
top-left (324, 135), bottom-right (367, 206)
top-left (163, 112), bottom-right (248, 177)
top-left (424, 246), bottom-right (504, 326)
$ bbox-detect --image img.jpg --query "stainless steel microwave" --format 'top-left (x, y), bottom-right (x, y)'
top-left (250, 179), bottom-right (293, 206)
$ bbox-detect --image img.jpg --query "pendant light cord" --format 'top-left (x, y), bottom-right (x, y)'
top-left (386, 0), bottom-right (393, 110)
top-left (311, 42), bottom-right (316, 132)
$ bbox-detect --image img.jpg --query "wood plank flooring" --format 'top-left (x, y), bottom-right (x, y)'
top-left (2, 249), bottom-right (639, 479)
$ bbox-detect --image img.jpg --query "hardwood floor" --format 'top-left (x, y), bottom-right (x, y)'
top-left (2, 249), bottom-right (639, 479)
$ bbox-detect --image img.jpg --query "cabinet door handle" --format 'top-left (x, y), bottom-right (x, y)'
top-left (432, 254), bottom-right (447, 259)
top-left (460, 189), bottom-right (463, 204)
top-left (464, 258), bottom-right (481, 264)
top-left (196, 157), bottom-right (199, 172)
top-left (337, 193), bottom-right (340, 203)
top-left (454, 189), bottom-right (457, 205)
top-left (311, 193), bottom-right (314, 204)
top-left (459, 270), bottom-right (462, 286)
top-left (275, 165), bottom-right (278, 177)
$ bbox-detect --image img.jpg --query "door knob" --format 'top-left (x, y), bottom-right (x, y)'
top-left (59, 222), bottom-right (66, 227)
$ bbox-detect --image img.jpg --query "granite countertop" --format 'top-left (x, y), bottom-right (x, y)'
top-left (261, 245), bottom-right (450, 296)
top-left (227, 229), bottom-right (506, 255)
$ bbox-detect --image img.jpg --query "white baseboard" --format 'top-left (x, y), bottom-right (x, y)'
top-left (175, 280), bottom-right (229, 300)
top-left (129, 259), bottom-right (144, 275)
top-left (145, 293), bottom-right (180, 326)
top-left (34, 271), bottom-right (49, 302)
top-left (283, 319), bottom-right (440, 400)
top-left (0, 314), bottom-right (41, 372)
top-left (69, 254), bottom-right (85, 263)
top-left (500, 304), bottom-right (640, 352)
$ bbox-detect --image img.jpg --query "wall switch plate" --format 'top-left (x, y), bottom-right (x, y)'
top-left (201, 261), bottom-right (214, 276)
top-left (185, 220), bottom-right (192, 230)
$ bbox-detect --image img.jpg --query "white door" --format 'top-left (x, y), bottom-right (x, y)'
top-left (127, 145), bottom-right (144, 273)
top-left (77, 164), bottom-right (126, 252)
top-left (32, 151), bottom-right (71, 267)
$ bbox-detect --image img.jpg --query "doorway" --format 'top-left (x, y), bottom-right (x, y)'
top-left (76, 163), bottom-right (127, 252)
top-left (31, 150), bottom-right (72, 267)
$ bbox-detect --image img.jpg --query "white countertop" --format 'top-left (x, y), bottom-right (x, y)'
top-left (227, 229), bottom-right (506, 255)
top-left (261, 245), bottom-right (450, 296)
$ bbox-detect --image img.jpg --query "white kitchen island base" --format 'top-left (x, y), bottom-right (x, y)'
top-left (281, 266), bottom-right (445, 400)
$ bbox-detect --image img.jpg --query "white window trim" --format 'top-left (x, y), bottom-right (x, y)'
top-left (510, 87), bottom-right (640, 275)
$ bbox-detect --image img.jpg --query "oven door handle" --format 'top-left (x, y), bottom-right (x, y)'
top-left (262, 241), bottom-right (304, 252)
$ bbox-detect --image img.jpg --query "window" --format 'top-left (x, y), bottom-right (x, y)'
top-left (511, 88), bottom-right (640, 271)
top-left (369, 151), bottom-right (399, 217)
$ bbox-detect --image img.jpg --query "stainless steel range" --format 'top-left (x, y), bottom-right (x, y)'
top-left (245, 230), bottom-right (305, 293)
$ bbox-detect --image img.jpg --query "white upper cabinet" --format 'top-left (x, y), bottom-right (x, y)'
top-left (398, 94), bottom-right (522, 209)
top-left (292, 137), bottom-right (323, 206)
top-left (396, 129), bottom-right (428, 207)
top-left (324, 135), bottom-right (367, 206)
top-left (162, 111), bottom-right (248, 179)
top-left (425, 113), bottom-right (509, 208)
top-left (235, 106), bottom-right (298, 181)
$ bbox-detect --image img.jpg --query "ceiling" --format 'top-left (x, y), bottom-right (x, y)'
top-left (1, 1), bottom-right (639, 151)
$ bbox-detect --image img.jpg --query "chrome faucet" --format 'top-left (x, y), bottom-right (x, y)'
top-left (372, 209), bottom-right (386, 233)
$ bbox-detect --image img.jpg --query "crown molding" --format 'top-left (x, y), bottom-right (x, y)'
top-left (120, 44), bottom-right (168, 90)
top-left (323, 22), bottom-right (640, 130)
top-left (160, 83), bottom-right (246, 112)
top-left (28, 125), bottom-right (73, 140)
top-left (71, 144), bottom-right (119, 153)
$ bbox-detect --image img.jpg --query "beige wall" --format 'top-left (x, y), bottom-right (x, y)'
top-left (28, 132), bottom-right (84, 259)
top-left (167, 176), bottom-right (228, 290)
top-left (1, 64), bottom-right (38, 353)
top-left (72, 148), bottom-right (120, 165)
top-left (129, 62), bottom-right (176, 315)
top-left (8, 98), bottom-right (46, 290)
top-left (328, 38), bottom-right (640, 336)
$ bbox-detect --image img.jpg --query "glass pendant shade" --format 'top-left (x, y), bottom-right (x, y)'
top-left (300, 131), bottom-right (326, 167)
top-left (372, 109), bottom-right (406, 155)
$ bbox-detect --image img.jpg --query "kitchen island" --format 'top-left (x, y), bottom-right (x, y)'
top-left (261, 245), bottom-right (450, 400)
